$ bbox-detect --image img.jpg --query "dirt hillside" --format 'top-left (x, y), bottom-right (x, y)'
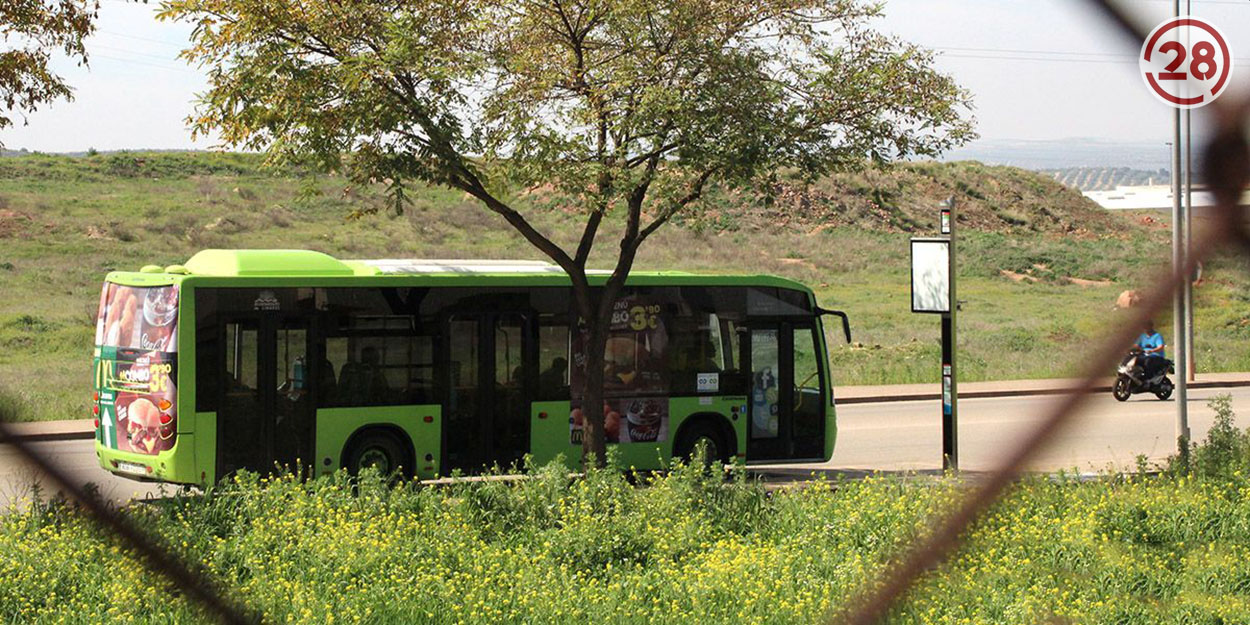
top-left (698, 160), bottom-right (1129, 236)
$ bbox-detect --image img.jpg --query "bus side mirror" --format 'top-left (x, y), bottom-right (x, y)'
top-left (816, 308), bottom-right (851, 344)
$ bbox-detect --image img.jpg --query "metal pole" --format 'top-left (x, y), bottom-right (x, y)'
top-left (942, 198), bottom-right (958, 471)
top-left (1185, 111), bottom-right (1195, 382)
top-left (1185, 0), bottom-right (1195, 383)
top-left (1172, 0), bottom-right (1190, 447)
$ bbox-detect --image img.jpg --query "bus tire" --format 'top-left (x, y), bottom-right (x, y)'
top-left (344, 430), bottom-right (411, 478)
top-left (674, 417), bottom-right (733, 466)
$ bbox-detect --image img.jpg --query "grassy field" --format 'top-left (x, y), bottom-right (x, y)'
top-left (1, 151), bottom-right (1248, 421)
top-left (5, 399), bottom-right (1250, 624)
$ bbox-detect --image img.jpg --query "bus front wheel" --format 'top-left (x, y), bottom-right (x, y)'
top-left (345, 431), bottom-right (408, 478)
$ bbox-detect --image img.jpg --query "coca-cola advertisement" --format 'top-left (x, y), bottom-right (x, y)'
top-left (96, 283), bottom-right (179, 352)
top-left (95, 283), bottom-right (179, 455)
top-left (569, 397), bottom-right (669, 445)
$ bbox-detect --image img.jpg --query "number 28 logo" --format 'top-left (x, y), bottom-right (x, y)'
top-left (1140, 17), bottom-right (1234, 109)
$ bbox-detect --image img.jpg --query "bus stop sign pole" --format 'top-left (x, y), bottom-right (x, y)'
top-left (911, 200), bottom-right (958, 472)
top-left (941, 201), bottom-right (957, 471)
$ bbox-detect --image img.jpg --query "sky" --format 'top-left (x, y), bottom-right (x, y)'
top-left (1, 0), bottom-right (1248, 168)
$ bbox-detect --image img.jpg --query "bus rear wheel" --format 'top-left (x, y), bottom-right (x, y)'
top-left (675, 422), bottom-right (730, 467)
top-left (345, 431), bottom-right (408, 478)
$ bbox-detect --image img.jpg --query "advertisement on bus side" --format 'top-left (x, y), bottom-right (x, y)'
top-left (94, 283), bottom-right (179, 455)
top-left (569, 292), bottom-right (670, 445)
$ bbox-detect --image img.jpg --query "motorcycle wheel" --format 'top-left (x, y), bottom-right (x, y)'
top-left (1113, 378), bottom-right (1132, 402)
top-left (1155, 379), bottom-right (1174, 401)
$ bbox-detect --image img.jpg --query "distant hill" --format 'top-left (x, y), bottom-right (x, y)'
top-left (712, 160), bottom-right (1126, 236)
top-left (0, 150), bottom-right (276, 179)
top-left (0, 151), bottom-right (1128, 238)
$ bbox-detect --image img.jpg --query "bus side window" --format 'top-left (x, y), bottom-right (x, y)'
top-left (537, 317), bottom-right (570, 401)
top-left (224, 323), bottom-right (258, 392)
top-left (668, 313), bottom-right (725, 394)
top-left (322, 335), bottom-right (435, 407)
top-left (196, 324), bottom-right (217, 412)
top-left (720, 319), bottom-right (745, 394)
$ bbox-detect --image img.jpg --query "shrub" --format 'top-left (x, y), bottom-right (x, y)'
top-left (1190, 394), bottom-right (1250, 481)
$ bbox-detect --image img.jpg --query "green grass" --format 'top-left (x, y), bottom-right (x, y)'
top-left (6, 452), bottom-right (1250, 623)
top-left (4, 396), bottom-right (1250, 624)
top-left (0, 151), bottom-right (1241, 420)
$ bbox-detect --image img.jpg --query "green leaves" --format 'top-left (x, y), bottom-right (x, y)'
top-left (160, 0), bottom-right (974, 222)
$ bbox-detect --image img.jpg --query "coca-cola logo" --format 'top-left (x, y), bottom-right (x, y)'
top-left (140, 332), bottom-right (167, 351)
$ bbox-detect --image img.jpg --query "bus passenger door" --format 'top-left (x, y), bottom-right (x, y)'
top-left (217, 315), bottom-right (316, 477)
top-left (444, 312), bottom-right (534, 473)
top-left (271, 316), bottom-right (316, 472)
top-left (218, 317), bottom-right (266, 477)
top-left (745, 321), bottom-right (825, 461)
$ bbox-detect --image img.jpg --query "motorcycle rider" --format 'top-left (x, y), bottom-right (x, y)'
top-left (1135, 321), bottom-right (1167, 381)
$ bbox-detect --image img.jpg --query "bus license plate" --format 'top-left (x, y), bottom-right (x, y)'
top-left (116, 461), bottom-right (147, 476)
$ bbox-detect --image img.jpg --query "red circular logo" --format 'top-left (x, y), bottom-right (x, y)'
top-left (1140, 17), bottom-right (1233, 109)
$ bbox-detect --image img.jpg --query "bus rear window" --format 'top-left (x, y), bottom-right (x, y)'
top-left (95, 283), bottom-right (179, 352)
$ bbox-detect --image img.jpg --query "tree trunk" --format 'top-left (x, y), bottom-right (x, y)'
top-left (579, 320), bottom-right (609, 468)
top-left (573, 281), bottom-right (624, 469)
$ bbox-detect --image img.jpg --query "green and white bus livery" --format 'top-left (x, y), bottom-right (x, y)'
top-left (91, 249), bottom-right (849, 485)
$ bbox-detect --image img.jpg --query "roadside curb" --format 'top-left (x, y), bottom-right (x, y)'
top-left (1, 421), bottom-right (95, 444)
top-left (5, 377), bottom-right (1250, 443)
top-left (836, 378), bottom-right (1250, 405)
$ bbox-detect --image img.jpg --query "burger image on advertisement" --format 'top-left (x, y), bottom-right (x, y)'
top-left (124, 396), bottom-right (174, 454)
top-left (604, 336), bottom-right (645, 388)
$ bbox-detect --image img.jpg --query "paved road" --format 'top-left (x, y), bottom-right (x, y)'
top-left (0, 440), bottom-right (175, 508)
top-left (819, 385), bottom-right (1250, 474)
top-left (4, 385), bottom-right (1250, 506)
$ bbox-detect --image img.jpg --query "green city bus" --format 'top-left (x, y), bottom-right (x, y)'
top-left (91, 249), bottom-right (849, 485)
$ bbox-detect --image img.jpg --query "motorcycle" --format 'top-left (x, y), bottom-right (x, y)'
top-left (1112, 347), bottom-right (1174, 401)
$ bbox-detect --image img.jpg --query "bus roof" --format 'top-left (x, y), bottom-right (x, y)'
top-left (106, 249), bottom-right (813, 291)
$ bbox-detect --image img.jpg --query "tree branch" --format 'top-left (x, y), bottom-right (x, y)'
top-left (638, 167), bottom-right (716, 242)
top-left (574, 208), bottom-right (602, 266)
top-left (460, 177), bottom-right (580, 273)
top-left (625, 142), bottom-right (679, 169)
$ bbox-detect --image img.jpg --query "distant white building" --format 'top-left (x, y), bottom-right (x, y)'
top-left (1083, 185), bottom-right (1250, 210)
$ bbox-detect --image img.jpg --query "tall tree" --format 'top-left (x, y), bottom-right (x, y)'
top-left (160, 0), bottom-right (975, 465)
top-left (0, 0), bottom-right (98, 137)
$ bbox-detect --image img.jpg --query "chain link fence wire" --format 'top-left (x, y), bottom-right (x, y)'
top-left (0, 407), bottom-right (258, 625)
top-left (0, 1), bottom-right (1247, 624)
top-left (837, 1), bottom-right (1250, 622)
